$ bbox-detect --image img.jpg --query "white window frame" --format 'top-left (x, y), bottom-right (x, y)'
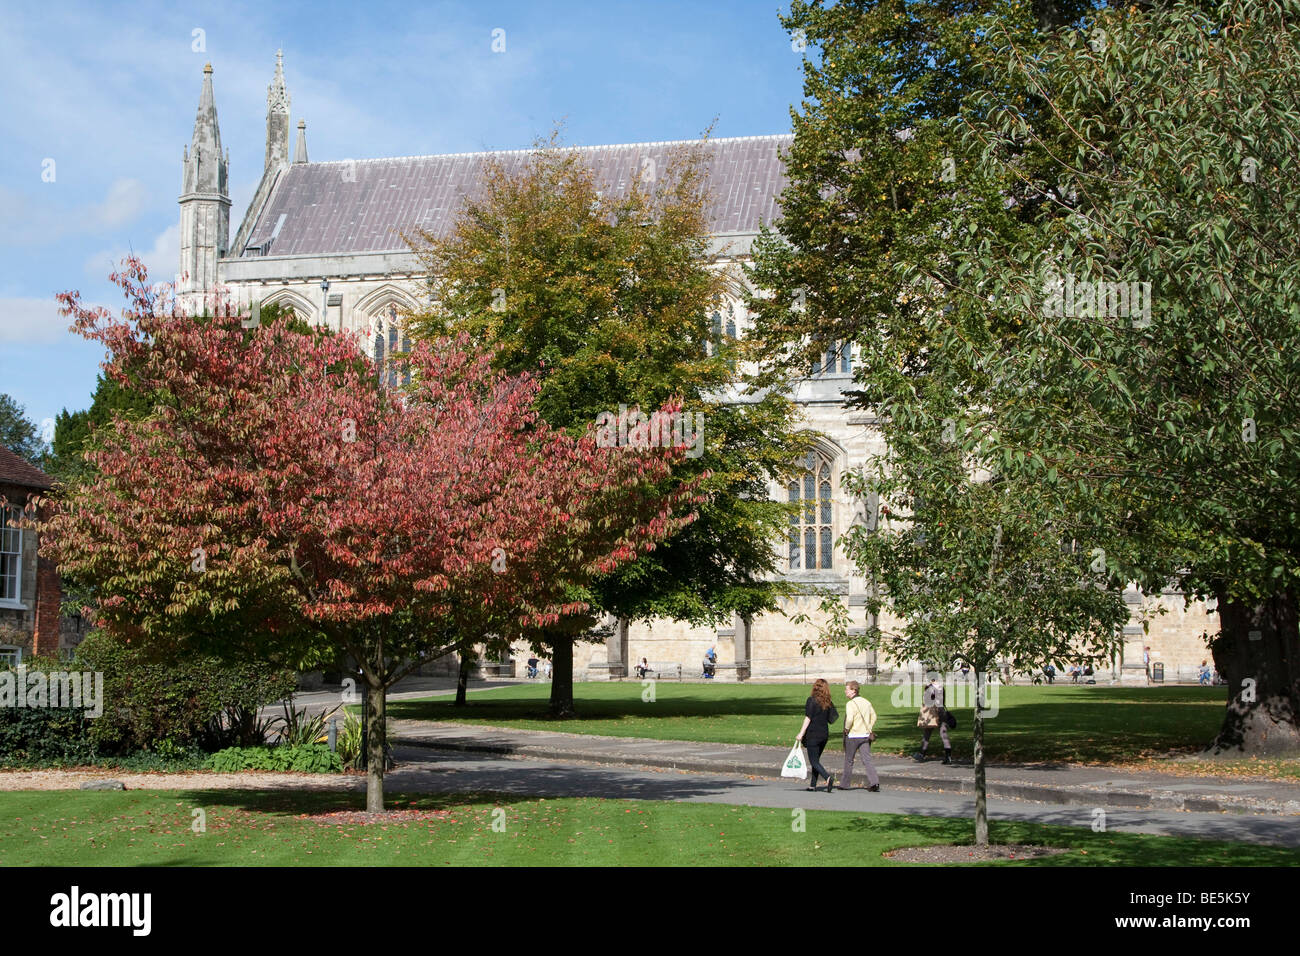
top-left (0, 646), bottom-right (20, 667)
top-left (0, 504), bottom-right (24, 609)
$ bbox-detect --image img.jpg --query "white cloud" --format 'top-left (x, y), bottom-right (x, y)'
top-left (0, 297), bottom-right (79, 346)
top-left (0, 177), bottom-right (150, 246)
top-left (90, 178), bottom-right (150, 229)
top-left (83, 223), bottom-right (180, 285)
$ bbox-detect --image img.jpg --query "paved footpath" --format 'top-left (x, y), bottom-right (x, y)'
top-left (383, 746), bottom-right (1300, 849)
top-left (389, 720), bottom-right (1300, 818)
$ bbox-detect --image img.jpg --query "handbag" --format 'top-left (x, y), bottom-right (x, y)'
top-left (944, 708), bottom-right (957, 730)
top-left (781, 742), bottom-right (809, 780)
top-left (846, 699), bottom-right (878, 744)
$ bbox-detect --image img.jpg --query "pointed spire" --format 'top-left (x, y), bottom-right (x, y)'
top-left (268, 48), bottom-right (290, 115)
top-left (186, 62), bottom-right (226, 195)
top-left (294, 119), bottom-right (309, 164)
top-left (263, 50), bottom-right (292, 173)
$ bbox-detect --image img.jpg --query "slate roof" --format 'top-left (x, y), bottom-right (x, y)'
top-left (240, 134), bottom-right (792, 258)
top-left (0, 445), bottom-right (53, 491)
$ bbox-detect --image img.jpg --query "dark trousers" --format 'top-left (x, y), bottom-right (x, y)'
top-left (805, 738), bottom-right (831, 785)
top-left (841, 735), bottom-right (879, 788)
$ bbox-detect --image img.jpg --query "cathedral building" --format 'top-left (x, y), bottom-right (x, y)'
top-left (176, 56), bottom-right (1219, 684)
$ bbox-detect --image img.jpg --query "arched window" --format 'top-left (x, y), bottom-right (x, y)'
top-left (788, 451), bottom-right (833, 570)
top-left (708, 303), bottom-right (739, 368)
top-left (371, 305), bottom-right (411, 387)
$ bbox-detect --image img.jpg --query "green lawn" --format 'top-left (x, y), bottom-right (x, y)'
top-left (0, 789), bottom-right (1292, 866)
top-left (390, 681), bottom-right (1231, 764)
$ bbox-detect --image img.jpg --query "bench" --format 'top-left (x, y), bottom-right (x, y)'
top-left (474, 660), bottom-right (516, 679)
top-left (633, 662), bottom-right (682, 681)
top-left (711, 661), bottom-right (751, 681)
top-left (585, 661), bottom-right (625, 679)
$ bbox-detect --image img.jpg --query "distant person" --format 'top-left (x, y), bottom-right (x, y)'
top-left (702, 645), bottom-right (717, 679)
top-left (541, 659), bottom-right (552, 680)
top-left (1067, 664), bottom-right (1081, 683)
top-left (841, 680), bottom-right (880, 792)
top-left (1198, 660), bottom-right (1212, 685)
top-left (526, 656), bottom-right (540, 679)
top-left (914, 676), bottom-right (952, 765)
top-left (1143, 646), bottom-right (1152, 685)
top-left (635, 657), bottom-right (650, 679)
top-left (1043, 663), bottom-right (1056, 684)
top-left (794, 678), bottom-right (839, 792)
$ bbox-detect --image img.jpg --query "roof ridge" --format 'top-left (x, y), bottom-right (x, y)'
top-left (302, 134), bottom-right (793, 167)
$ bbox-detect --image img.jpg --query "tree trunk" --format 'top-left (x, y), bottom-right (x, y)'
top-left (455, 651), bottom-right (472, 707)
top-left (1209, 588), bottom-right (1300, 755)
top-left (365, 674), bottom-right (387, 812)
top-left (549, 631), bottom-right (576, 718)
top-left (973, 668), bottom-right (988, 847)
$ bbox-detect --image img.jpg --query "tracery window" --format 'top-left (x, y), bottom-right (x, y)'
top-left (371, 305), bottom-right (411, 387)
top-left (709, 302), bottom-right (738, 361)
top-left (788, 451), bottom-right (833, 570)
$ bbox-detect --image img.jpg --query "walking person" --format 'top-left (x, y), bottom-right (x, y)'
top-left (914, 675), bottom-right (952, 764)
top-left (841, 680), bottom-right (880, 792)
top-left (794, 678), bottom-right (839, 792)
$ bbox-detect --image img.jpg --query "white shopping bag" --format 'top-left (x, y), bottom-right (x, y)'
top-left (781, 742), bottom-right (808, 780)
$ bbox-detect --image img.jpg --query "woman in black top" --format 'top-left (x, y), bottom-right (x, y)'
top-left (795, 678), bottom-right (839, 792)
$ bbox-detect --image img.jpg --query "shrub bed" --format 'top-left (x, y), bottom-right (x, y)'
top-left (206, 744), bottom-right (343, 774)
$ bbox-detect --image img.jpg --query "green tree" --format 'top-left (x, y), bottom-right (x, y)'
top-left (749, 0), bottom-right (1141, 845)
top-left (756, 0), bottom-right (1300, 757)
top-left (810, 441), bottom-right (1127, 845)
top-left (0, 394), bottom-right (45, 466)
top-left (936, 0), bottom-right (1300, 754)
top-left (409, 135), bottom-right (805, 717)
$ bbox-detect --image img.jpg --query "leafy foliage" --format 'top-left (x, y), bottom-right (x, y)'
top-left (73, 630), bottom-right (295, 755)
top-left (409, 133), bottom-right (806, 630)
top-left (43, 258), bottom-right (693, 807)
top-left (206, 743), bottom-right (342, 774)
top-left (271, 701), bottom-right (338, 748)
top-left (0, 394), bottom-right (46, 466)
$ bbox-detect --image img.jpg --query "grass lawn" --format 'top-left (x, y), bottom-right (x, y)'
top-left (390, 681), bottom-right (1233, 764)
top-left (0, 789), bottom-right (1293, 867)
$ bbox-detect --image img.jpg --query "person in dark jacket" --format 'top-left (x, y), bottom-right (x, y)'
top-left (794, 678), bottom-right (839, 792)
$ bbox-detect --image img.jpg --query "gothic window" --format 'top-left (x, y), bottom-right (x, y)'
top-left (708, 302), bottom-right (740, 362)
top-left (0, 504), bottom-right (23, 604)
top-left (788, 451), bottom-right (834, 571)
top-left (372, 305), bottom-right (411, 387)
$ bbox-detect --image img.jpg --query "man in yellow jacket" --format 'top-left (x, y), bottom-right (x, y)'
top-left (841, 680), bottom-right (880, 792)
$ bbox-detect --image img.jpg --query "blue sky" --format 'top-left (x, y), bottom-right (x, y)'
top-left (0, 0), bottom-right (807, 434)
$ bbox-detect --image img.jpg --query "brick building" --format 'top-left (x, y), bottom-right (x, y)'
top-left (0, 444), bottom-right (61, 662)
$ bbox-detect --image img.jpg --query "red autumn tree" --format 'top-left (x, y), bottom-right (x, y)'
top-left (41, 259), bottom-right (695, 810)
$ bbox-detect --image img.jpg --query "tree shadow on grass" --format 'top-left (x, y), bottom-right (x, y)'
top-left (166, 787), bottom-right (542, 818)
top-left (390, 689), bottom-right (802, 725)
top-left (824, 815), bottom-right (1300, 866)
